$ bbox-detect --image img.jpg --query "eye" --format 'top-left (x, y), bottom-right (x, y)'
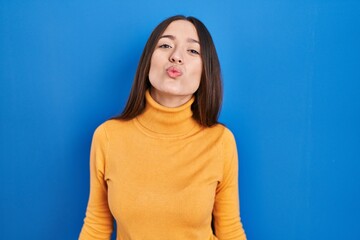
top-left (189, 49), bottom-right (200, 55)
top-left (159, 44), bottom-right (172, 49)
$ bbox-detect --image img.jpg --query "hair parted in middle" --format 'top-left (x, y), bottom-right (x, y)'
top-left (116, 15), bottom-right (223, 127)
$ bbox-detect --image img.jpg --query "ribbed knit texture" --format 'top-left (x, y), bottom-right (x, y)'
top-left (79, 91), bottom-right (246, 240)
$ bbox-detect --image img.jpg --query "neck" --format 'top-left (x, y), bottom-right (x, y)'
top-left (135, 90), bottom-right (200, 137)
top-left (149, 89), bottom-right (193, 108)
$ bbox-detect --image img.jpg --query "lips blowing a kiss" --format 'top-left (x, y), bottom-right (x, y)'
top-left (166, 66), bottom-right (183, 78)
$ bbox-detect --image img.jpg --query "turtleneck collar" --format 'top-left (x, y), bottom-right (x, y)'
top-left (135, 90), bottom-right (200, 137)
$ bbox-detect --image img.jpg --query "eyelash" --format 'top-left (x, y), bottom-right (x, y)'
top-left (189, 49), bottom-right (200, 55)
top-left (159, 44), bottom-right (171, 49)
top-left (158, 44), bottom-right (200, 55)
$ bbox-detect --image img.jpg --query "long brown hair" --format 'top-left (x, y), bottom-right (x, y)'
top-left (116, 15), bottom-right (222, 127)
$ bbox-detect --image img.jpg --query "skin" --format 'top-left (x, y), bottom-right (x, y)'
top-left (148, 20), bottom-right (202, 108)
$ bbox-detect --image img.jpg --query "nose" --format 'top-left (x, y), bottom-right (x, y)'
top-left (169, 48), bottom-right (183, 64)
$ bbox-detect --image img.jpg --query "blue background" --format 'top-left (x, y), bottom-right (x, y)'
top-left (1, 0), bottom-right (359, 239)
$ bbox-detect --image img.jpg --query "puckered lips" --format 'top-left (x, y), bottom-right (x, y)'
top-left (166, 66), bottom-right (183, 78)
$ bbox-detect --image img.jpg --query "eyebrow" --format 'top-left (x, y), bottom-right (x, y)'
top-left (160, 35), bottom-right (200, 44)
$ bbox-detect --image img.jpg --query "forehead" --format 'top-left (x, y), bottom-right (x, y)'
top-left (162, 20), bottom-right (199, 40)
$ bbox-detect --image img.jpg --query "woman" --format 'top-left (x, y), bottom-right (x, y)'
top-left (79, 15), bottom-right (246, 240)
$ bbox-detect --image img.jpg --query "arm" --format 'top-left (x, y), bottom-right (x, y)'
top-left (79, 125), bottom-right (113, 240)
top-left (213, 129), bottom-right (246, 240)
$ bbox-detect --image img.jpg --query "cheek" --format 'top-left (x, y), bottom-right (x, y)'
top-left (149, 54), bottom-right (161, 80)
top-left (191, 60), bottom-right (202, 84)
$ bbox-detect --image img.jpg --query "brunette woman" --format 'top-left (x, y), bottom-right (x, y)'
top-left (79, 15), bottom-right (247, 240)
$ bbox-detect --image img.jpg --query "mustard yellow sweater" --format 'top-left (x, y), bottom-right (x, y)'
top-left (79, 91), bottom-right (246, 240)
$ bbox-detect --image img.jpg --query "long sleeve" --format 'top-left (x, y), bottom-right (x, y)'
top-left (213, 129), bottom-right (246, 240)
top-left (79, 125), bottom-right (114, 240)
top-left (78, 95), bottom-right (247, 239)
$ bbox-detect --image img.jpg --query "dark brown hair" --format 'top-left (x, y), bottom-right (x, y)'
top-left (116, 15), bottom-right (222, 127)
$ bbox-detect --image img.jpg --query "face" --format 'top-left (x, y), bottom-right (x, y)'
top-left (148, 20), bottom-right (202, 107)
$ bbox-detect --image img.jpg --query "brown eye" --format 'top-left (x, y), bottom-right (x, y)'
top-left (159, 44), bottom-right (171, 48)
top-left (189, 49), bottom-right (200, 55)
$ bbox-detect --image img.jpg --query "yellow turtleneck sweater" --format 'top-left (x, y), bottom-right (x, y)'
top-left (79, 91), bottom-right (246, 240)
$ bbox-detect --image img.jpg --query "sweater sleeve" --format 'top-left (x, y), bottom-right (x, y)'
top-left (79, 124), bottom-right (114, 240)
top-left (213, 129), bottom-right (246, 240)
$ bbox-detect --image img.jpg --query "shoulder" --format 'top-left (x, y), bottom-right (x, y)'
top-left (205, 124), bottom-right (238, 160)
top-left (90, 119), bottom-right (126, 141)
top-left (199, 124), bottom-right (238, 157)
top-left (92, 118), bottom-right (136, 145)
top-left (95, 118), bottom-right (131, 135)
top-left (204, 124), bottom-right (236, 143)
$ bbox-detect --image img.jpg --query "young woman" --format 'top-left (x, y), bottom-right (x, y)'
top-left (79, 15), bottom-right (246, 240)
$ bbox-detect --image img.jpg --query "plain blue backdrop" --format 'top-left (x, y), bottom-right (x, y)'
top-left (1, 0), bottom-right (359, 239)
